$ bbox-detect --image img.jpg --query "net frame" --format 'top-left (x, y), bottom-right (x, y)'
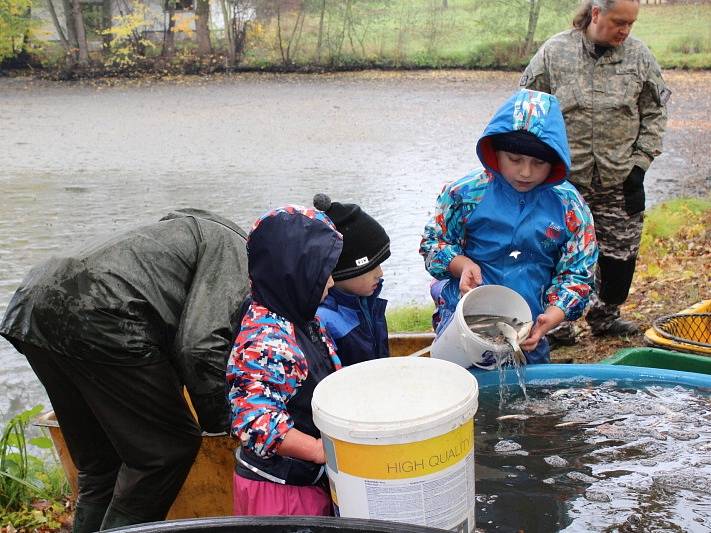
top-left (651, 313), bottom-right (711, 349)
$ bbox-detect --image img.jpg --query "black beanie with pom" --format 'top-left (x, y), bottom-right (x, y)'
top-left (313, 193), bottom-right (390, 281)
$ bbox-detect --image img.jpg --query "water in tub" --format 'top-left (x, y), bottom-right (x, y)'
top-left (474, 381), bottom-right (711, 532)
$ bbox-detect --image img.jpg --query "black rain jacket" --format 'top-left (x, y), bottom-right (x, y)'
top-left (0, 208), bottom-right (249, 432)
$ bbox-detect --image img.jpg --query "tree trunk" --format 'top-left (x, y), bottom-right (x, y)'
top-left (71, 0), bottom-right (89, 65)
top-left (442, 0), bottom-right (448, 8)
top-left (316, 0), bottom-right (326, 63)
top-left (61, 0), bottom-right (78, 50)
top-left (219, 0), bottom-right (234, 65)
top-left (523, 0), bottom-right (542, 56)
top-left (163, 1), bottom-right (176, 57)
top-left (101, 0), bottom-right (112, 55)
top-left (46, 0), bottom-right (70, 48)
top-left (195, 0), bottom-right (212, 56)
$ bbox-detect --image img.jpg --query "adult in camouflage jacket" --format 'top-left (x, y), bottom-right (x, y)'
top-left (0, 209), bottom-right (249, 532)
top-left (520, 0), bottom-right (670, 338)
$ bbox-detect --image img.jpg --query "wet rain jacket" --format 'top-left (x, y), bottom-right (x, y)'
top-left (316, 282), bottom-right (389, 366)
top-left (0, 208), bottom-right (249, 431)
top-left (420, 90), bottom-right (598, 323)
top-left (227, 206), bottom-right (342, 485)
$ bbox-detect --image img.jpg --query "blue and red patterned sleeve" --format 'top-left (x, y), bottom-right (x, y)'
top-left (227, 304), bottom-right (308, 458)
top-left (419, 171), bottom-right (492, 279)
top-left (546, 187), bottom-right (598, 320)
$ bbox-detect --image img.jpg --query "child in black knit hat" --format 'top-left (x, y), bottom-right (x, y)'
top-left (313, 193), bottom-right (391, 366)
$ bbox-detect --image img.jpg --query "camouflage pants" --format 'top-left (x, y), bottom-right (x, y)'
top-left (577, 174), bottom-right (644, 330)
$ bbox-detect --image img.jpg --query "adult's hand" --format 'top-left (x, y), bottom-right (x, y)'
top-left (448, 255), bottom-right (483, 296)
top-left (520, 306), bottom-right (565, 352)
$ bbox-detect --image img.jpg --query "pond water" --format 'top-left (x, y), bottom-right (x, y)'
top-left (475, 381), bottom-right (711, 532)
top-left (1, 70), bottom-right (709, 420)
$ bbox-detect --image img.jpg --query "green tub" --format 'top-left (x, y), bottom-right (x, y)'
top-left (602, 347), bottom-right (711, 375)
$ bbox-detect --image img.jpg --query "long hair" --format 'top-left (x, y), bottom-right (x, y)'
top-left (572, 0), bottom-right (638, 30)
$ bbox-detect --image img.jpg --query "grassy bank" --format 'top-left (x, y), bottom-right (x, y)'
top-left (386, 196), bottom-right (711, 360)
top-left (9, 1), bottom-right (711, 75)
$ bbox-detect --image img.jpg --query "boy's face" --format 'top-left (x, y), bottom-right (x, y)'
top-left (321, 275), bottom-right (335, 303)
top-left (334, 265), bottom-right (384, 297)
top-left (496, 150), bottom-right (553, 193)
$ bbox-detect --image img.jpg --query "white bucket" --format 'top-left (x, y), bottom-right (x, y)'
top-left (430, 285), bottom-right (532, 370)
top-left (312, 357), bottom-right (478, 532)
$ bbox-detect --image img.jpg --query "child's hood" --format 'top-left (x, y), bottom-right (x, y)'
top-left (247, 206), bottom-right (343, 327)
top-left (476, 89), bottom-right (571, 186)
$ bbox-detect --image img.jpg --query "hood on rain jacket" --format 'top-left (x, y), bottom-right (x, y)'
top-left (420, 89), bottom-right (598, 321)
top-left (316, 282), bottom-right (389, 366)
top-left (227, 206), bottom-right (342, 484)
top-left (0, 208), bottom-right (250, 432)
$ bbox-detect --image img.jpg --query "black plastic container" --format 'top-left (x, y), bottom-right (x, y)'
top-left (103, 516), bottom-right (449, 533)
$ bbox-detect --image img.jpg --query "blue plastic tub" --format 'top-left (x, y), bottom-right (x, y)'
top-left (472, 363), bottom-right (711, 388)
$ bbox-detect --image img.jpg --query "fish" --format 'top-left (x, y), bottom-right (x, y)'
top-left (496, 320), bottom-right (533, 365)
top-left (464, 314), bottom-right (533, 365)
top-left (496, 414), bottom-right (530, 421)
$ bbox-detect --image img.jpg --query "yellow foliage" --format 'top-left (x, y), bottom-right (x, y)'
top-left (172, 14), bottom-right (195, 37)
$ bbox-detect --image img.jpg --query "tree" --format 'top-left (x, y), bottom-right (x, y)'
top-left (195, 0), bottom-right (211, 55)
top-left (274, 0), bottom-right (305, 66)
top-left (45, 0), bottom-right (89, 67)
top-left (473, 0), bottom-right (577, 57)
top-left (0, 0), bottom-right (32, 63)
top-left (219, 0), bottom-right (252, 66)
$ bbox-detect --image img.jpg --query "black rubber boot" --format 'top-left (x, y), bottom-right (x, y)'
top-left (99, 506), bottom-right (144, 531)
top-left (546, 322), bottom-right (577, 348)
top-left (591, 318), bottom-right (640, 337)
top-left (72, 501), bottom-right (108, 533)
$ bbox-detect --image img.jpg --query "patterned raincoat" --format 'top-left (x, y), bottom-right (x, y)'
top-left (420, 90), bottom-right (598, 363)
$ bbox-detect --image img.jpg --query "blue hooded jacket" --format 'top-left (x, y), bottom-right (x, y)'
top-left (316, 281), bottom-right (389, 366)
top-left (420, 90), bottom-right (598, 363)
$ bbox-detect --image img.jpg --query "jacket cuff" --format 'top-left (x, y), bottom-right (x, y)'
top-left (191, 391), bottom-right (230, 434)
top-left (631, 151), bottom-right (653, 172)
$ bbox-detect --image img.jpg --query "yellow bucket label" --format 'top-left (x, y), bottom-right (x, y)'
top-left (331, 419), bottom-right (474, 480)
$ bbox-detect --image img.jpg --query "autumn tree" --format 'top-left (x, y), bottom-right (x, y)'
top-left (0, 0), bottom-right (32, 63)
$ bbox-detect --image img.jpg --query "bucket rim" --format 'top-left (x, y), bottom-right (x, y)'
top-left (312, 357), bottom-right (479, 443)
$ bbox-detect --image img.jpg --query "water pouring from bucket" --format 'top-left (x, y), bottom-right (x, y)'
top-left (430, 285), bottom-right (533, 370)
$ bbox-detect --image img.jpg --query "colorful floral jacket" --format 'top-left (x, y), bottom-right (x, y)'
top-left (227, 205), bottom-right (343, 459)
top-left (420, 90), bottom-right (598, 320)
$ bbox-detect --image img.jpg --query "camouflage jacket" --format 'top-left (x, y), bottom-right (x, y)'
top-left (521, 29), bottom-right (669, 187)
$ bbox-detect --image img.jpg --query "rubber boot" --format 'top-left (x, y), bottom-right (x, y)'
top-left (72, 500), bottom-right (108, 533)
top-left (99, 506), bottom-right (144, 531)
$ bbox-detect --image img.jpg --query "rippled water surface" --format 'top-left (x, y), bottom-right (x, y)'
top-left (475, 382), bottom-right (711, 532)
top-left (1, 70), bottom-right (710, 419)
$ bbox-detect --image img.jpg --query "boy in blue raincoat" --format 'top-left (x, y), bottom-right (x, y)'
top-left (420, 89), bottom-right (598, 364)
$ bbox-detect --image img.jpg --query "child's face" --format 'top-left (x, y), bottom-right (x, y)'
top-left (334, 265), bottom-right (384, 297)
top-left (321, 275), bottom-right (335, 303)
top-left (496, 150), bottom-right (553, 192)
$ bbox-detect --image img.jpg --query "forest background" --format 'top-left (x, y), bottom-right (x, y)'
top-left (1, 0), bottom-right (711, 76)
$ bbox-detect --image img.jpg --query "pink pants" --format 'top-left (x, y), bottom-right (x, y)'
top-left (232, 472), bottom-right (333, 516)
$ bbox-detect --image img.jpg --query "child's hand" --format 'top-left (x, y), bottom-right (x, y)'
top-left (458, 262), bottom-right (483, 295)
top-left (520, 307), bottom-right (565, 351)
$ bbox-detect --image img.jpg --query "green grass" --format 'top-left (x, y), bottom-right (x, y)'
top-left (238, 1), bottom-right (711, 70)
top-left (24, 1), bottom-right (711, 71)
top-left (632, 4), bottom-right (711, 68)
top-left (641, 196), bottom-right (711, 244)
top-left (1, 405), bottom-right (70, 530)
top-left (387, 304), bottom-right (434, 333)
